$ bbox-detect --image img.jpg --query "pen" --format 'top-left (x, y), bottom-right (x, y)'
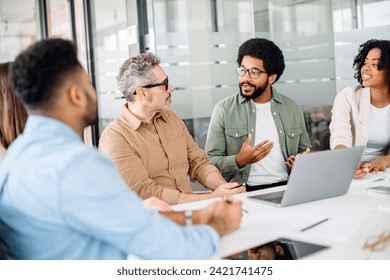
top-left (300, 218), bottom-right (329, 232)
top-left (221, 196), bottom-right (249, 214)
top-left (233, 183), bottom-right (246, 189)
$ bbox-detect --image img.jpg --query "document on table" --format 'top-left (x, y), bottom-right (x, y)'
top-left (240, 213), bottom-right (364, 242)
top-left (298, 215), bottom-right (364, 242)
top-left (351, 168), bottom-right (390, 186)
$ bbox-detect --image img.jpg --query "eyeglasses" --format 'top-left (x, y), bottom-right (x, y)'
top-left (363, 231), bottom-right (390, 252)
top-left (236, 66), bottom-right (267, 79)
top-left (133, 77), bottom-right (169, 95)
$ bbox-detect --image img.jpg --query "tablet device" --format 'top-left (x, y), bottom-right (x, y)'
top-left (225, 238), bottom-right (329, 260)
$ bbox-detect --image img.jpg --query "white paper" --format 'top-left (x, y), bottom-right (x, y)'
top-left (240, 213), bottom-right (364, 242)
top-left (351, 168), bottom-right (390, 186)
top-left (299, 216), bottom-right (364, 242)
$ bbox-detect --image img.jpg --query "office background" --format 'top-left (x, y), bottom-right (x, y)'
top-left (1, 0), bottom-right (389, 149)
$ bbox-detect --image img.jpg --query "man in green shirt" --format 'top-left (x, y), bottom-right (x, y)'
top-left (205, 38), bottom-right (311, 191)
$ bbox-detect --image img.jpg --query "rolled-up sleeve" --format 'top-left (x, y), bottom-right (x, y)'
top-left (205, 103), bottom-right (242, 176)
top-left (180, 119), bottom-right (220, 186)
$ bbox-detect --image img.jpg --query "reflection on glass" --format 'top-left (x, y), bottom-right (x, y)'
top-left (226, 238), bottom-right (328, 260)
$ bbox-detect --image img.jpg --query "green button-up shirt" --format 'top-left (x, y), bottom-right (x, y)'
top-left (205, 87), bottom-right (311, 183)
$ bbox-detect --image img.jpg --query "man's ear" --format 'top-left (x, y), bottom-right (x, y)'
top-left (275, 244), bottom-right (285, 256)
top-left (67, 84), bottom-right (85, 107)
top-left (268, 74), bottom-right (277, 85)
top-left (134, 87), bottom-right (147, 99)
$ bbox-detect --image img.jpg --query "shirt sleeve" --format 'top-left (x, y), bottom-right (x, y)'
top-left (205, 103), bottom-right (242, 176)
top-left (296, 108), bottom-right (312, 154)
top-left (329, 88), bottom-right (354, 149)
top-left (178, 117), bottom-right (220, 186)
top-left (59, 150), bottom-right (219, 259)
top-left (99, 128), bottom-right (180, 204)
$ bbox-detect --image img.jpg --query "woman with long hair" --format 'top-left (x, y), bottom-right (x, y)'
top-left (0, 62), bottom-right (28, 165)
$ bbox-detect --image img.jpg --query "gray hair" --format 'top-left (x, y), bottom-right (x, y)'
top-left (117, 52), bottom-right (161, 101)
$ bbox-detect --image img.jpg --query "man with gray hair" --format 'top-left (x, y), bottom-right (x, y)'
top-left (99, 53), bottom-right (245, 205)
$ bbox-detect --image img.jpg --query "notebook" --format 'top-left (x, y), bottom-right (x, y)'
top-left (248, 146), bottom-right (364, 207)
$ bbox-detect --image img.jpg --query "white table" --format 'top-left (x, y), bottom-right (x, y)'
top-left (174, 175), bottom-right (390, 259)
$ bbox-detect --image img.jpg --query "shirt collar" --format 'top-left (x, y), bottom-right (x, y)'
top-left (121, 103), bottom-right (168, 130)
top-left (24, 115), bottom-right (83, 144)
top-left (271, 87), bottom-right (285, 104)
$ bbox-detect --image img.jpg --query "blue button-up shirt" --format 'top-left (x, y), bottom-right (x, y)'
top-left (0, 116), bottom-right (219, 260)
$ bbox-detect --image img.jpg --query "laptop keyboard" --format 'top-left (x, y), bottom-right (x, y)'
top-left (252, 190), bottom-right (285, 204)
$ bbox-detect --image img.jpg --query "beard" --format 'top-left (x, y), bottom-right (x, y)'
top-left (239, 80), bottom-right (268, 100)
top-left (148, 92), bottom-right (172, 112)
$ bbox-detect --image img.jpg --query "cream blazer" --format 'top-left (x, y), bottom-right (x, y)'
top-left (329, 86), bottom-right (371, 150)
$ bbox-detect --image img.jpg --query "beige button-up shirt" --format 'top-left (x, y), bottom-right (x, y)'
top-left (99, 104), bottom-right (218, 204)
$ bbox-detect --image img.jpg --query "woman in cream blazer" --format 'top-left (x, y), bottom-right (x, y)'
top-left (330, 39), bottom-right (390, 178)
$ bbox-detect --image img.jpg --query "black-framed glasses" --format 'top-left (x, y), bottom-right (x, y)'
top-left (133, 77), bottom-right (169, 95)
top-left (236, 66), bottom-right (267, 79)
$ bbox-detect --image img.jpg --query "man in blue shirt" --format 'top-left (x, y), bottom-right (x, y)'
top-left (0, 38), bottom-right (242, 260)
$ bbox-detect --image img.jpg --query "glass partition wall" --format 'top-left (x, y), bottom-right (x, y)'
top-left (145, 0), bottom-right (254, 148)
top-left (253, 0), bottom-right (336, 149)
top-left (136, 0), bottom-right (389, 150)
top-left (1, 0), bottom-right (389, 149)
top-left (0, 0), bottom-right (96, 145)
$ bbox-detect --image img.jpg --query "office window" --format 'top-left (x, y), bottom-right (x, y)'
top-left (0, 0), bottom-right (40, 62)
top-left (46, 0), bottom-right (72, 39)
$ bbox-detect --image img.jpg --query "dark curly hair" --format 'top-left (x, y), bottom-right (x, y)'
top-left (237, 38), bottom-right (285, 83)
top-left (11, 38), bottom-right (81, 110)
top-left (353, 39), bottom-right (390, 92)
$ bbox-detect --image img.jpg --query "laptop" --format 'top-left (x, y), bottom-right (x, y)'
top-left (248, 146), bottom-right (364, 207)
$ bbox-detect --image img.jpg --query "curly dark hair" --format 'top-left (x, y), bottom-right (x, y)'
top-left (353, 39), bottom-right (390, 92)
top-left (11, 38), bottom-right (81, 110)
top-left (237, 38), bottom-right (285, 83)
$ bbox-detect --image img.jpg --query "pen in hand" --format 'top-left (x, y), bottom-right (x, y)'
top-left (233, 183), bottom-right (246, 189)
top-left (221, 196), bottom-right (248, 214)
top-left (300, 218), bottom-right (329, 232)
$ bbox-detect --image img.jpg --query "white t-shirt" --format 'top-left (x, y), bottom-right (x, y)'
top-left (362, 104), bottom-right (390, 163)
top-left (247, 101), bottom-right (289, 185)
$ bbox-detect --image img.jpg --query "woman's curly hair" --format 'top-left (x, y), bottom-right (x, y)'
top-left (353, 39), bottom-right (390, 92)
